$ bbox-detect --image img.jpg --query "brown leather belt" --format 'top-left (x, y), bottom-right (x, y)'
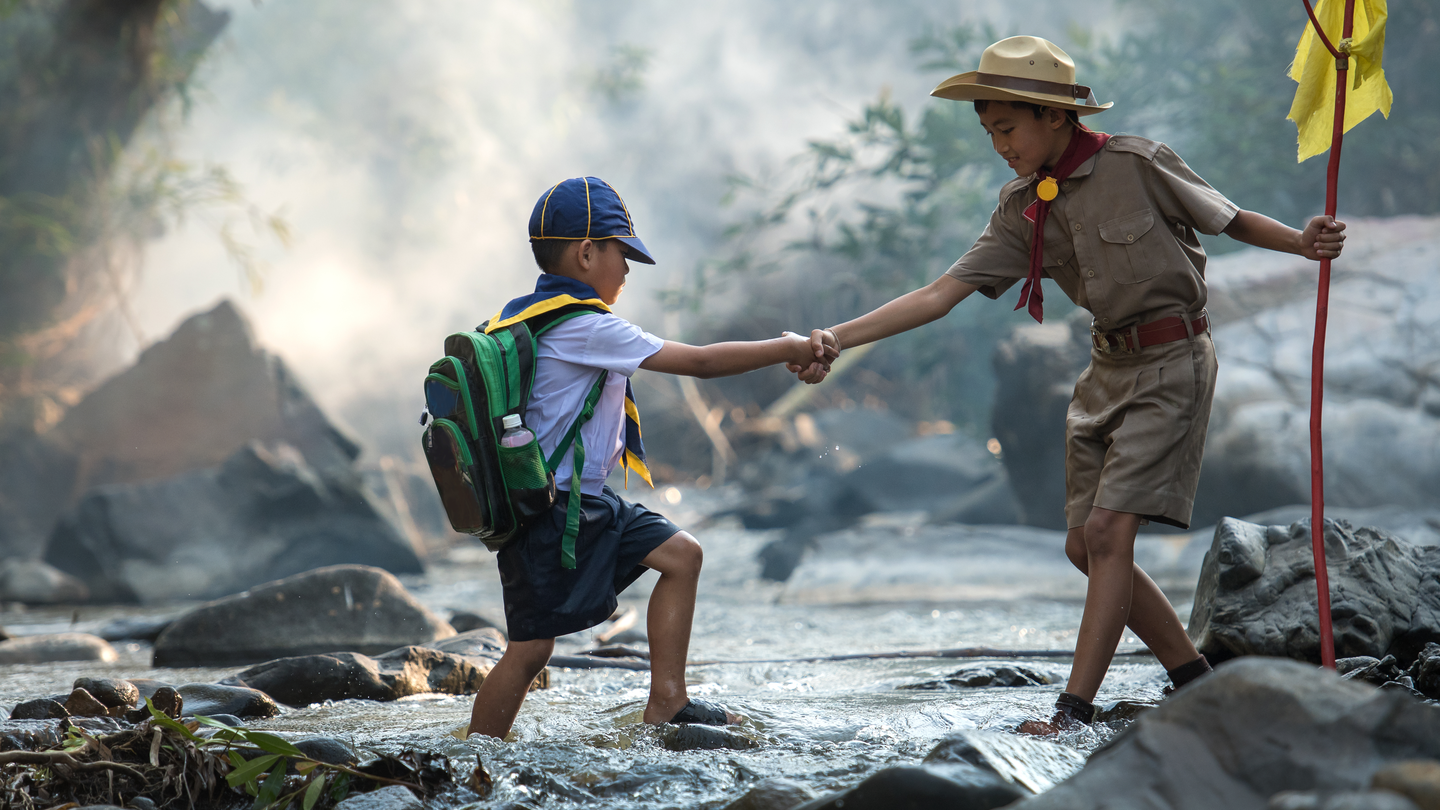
top-left (1091, 312), bottom-right (1209, 355)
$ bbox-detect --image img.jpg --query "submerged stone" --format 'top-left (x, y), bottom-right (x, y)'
top-left (660, 724), bottom-right (759, 752)
top-left (0, 633), bottom-right (118, 665)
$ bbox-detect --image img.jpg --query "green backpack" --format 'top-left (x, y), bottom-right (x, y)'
top-left (420, 303), bottom-right (608, 563)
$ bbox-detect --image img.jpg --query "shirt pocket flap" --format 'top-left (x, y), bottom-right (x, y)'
top-left (1099, 211), bottom-right (1155, 245)
top-left (1042, 238), bottom-right (1075, 268)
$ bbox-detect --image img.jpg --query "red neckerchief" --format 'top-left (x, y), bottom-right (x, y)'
top-left (1015, 126), bottom-right (1110, 323)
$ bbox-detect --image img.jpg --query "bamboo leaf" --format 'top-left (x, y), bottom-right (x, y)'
top-left (302, 774), bottom-right (326, 810)
top-left (147, 698), bottom-right (203, 742)
top-left (226, 753), bottom-right (282, 787)
top-left (294, 760), bottom-right (319, 775)
top-left (253, 763), bottom-right (286, 809)
top-left (244, 731), bottom-right (305, 758)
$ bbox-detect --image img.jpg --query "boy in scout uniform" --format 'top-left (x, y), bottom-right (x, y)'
top-left (793, 36), bottom-right (1347, 734)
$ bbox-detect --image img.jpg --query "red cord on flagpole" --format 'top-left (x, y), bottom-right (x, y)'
top-left (1302, 0), bottom-right (1355, 670)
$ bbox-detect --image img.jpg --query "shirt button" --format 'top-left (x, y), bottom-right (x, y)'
top-left (1087, 270), bottom-right (1095, 278)
top-left (1062, 181), bottom-right (1070, 190)
top-left (1073, 223), bottom-right (1082, 232)
top-left (1126, 234), bottom-right (1135, 242)
top-left (1102, 317), bottom-right (1110, 324)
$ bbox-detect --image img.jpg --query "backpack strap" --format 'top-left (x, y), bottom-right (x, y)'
top-left (544, 370), bottom-right (608, 569)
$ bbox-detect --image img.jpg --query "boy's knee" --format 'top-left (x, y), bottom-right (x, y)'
top-left (1082, 509), bottom-right (1137, 559)
top-left (1064, 528), bottom-right (1089, 573)
top-left (505, 639), bottom-right (555, 674)
top-left (647, 531), bottom-right (703, 579)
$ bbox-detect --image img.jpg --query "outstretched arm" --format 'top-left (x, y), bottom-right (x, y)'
top-left (640, 333), bottom-right (832, 380)
top-left (1223, 210), bottom-right (1346, 261)
top-left (824, 273), bottom-right (978, 353)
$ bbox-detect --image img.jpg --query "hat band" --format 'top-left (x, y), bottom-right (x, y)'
top-left (976, 72), bottom-right (1100, 107)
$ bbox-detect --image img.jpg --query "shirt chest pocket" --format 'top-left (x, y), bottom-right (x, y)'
top-left (1098, 210), bottom-right (1166, 284)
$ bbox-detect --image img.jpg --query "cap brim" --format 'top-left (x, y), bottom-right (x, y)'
top-left (616, 236), bottom-right (656, 265)
top-left (931, 71), bottom-right (1113, 116)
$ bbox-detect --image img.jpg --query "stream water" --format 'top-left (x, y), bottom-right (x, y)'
top-left (0, 490), bottom-right (1201, 808)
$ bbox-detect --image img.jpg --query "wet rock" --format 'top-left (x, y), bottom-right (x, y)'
top-left (63, 688), bottom-right (111, 718)
top-left (0, 633), bottom-right (118, 664)
top-left (423, 627), bottom-right (507, 658)
top-left (295, 737), bottom-right (360, 768)
top-left (10, 697), bottom-right (68, 720)
top-left (47, 443), bottom-right (422, 604)
top-left (122, 682), bottom-right (183, 721)
top-left (1189, 518), bottom-right (1440, 666)
top-left (126, 678), bottom-right (177, 702)
top-left (1408, 644), bottom-right (1440, 698)
top-left (923, 730), bottom-right (1086, 794)
top-left (830, 433), bottom-right (1012, 519)
top-left (795, 764), bottom-right (1026, 810)
top-left (1342, 656), bottom-right (1409, 688)
top-left (1371, 760), bottom-right (1440, 809)
top-left (335, 784), bottom-right (422, 810)
top-left (722, 777), bottom-right (818, 810)
top-left (899, 663), bottom-right (1054, 690)
top-left (1010, 658), bottom-right (1440, 810)
top-left (73, 677), bottom-right (139, 712)
top-left (0, 559), bottom-right (88, 604)
top-left (0, 433), bottom-right (78, 561)
top-left (0, 719), bottom-right (67, 751)
top-left (228, 646), bottom-right (487, 706)
top-left (1269, 790), bottom-right (1421, 810)
top-left (447, 611), bottom-right (501, 634)
top-left (152, 565), bottom-right (453, 666)
top-left (1095, 698), bottom-right (1160, 724)
top-left (97, 615), bottom-right (174, 642)
top-left (176, 683), bottom-right (277, 719)
top-left (659, 724), bottom-right (759, 752)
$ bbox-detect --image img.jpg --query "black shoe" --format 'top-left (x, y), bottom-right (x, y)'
top-left (668, 698), bottom-right (731, 726)
top-left (1017, 692), bottom-right (1095, 736)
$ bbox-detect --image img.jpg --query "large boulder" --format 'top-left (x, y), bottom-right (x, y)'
top-left (152, 565), bottom-right (455, 666)
top-left (45, 442), bottom-right (422, 603)
top-left (1188, 517), bottom-right (1440, 666)
top-left (990, 315), bottom-right (1092, 530)
top-left (0, 300), bottom-right (361, 561)
top-left (227, 646), bottom-right (488, 706)
top-left (0, 559), bottom-right (88, 604)
top-left (1012, 657), bottom-right (1440, 810)
top-left (0, 633), bottom-right (118, 665)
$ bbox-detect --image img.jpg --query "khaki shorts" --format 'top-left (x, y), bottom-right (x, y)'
top-left (1065, 330), bottom-right (1218, 530)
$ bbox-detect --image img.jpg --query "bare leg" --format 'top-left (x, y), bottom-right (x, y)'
top-left (638, 531), bottom-right (723, 724)
top-left (466, 638), bottom-right (554, 739)
top-left (1063, 518), bottom-right (1200, 674)
top-left (1065, 507), bottom-right (1141, 702)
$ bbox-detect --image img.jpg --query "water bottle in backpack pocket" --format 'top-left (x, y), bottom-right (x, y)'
top-left (496, 414), bottom-right (558, 521)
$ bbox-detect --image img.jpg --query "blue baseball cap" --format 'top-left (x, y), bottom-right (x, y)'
top-left (528, 177), bottom-right (656, 265)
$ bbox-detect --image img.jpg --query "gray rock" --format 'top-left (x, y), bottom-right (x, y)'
top-left (659, 724), bottom-right (759, 751)
top-left (228, 646), bottom-right (487, 706)
top-left (831, 432), bottom-right (1009, 517)
top-left (423, 627), bottom-right (507, 658)
top-left (1371, 760), bottom-right (1440, 810)
top-left (721, 777), bottom-right (817, 810)
top-left (990, 315), bottom-right (1092, 529)
top-left (0, 433), bottom-right (77, 561)
top-left (0, 559), bottom-right (88, 604)
top-left (446, 611), bottom-right (501, 634)
top-left (97, 615), bottom-right (174, 642)
top-left (294, 737), bottom-right (359, 767)
top-left (795, 764), bottom-right (1025, 810)
top-left (47, 443), bottom-right (422, 604)
top-left (1188, 517), bottom-right (1440, 665)
top-left (899, 663), bottom-right (1054, 690)
top-left (176, 683), bottom-right (278, 719)
top-left (9, 698), bottom-right (68, 721)
top-left (923, 729), bottom-right (1086, 794)
top-left (152, 565), bottom-right (453, 666)
top-left (73, 677), bottom-right (138, 711)
top-left (1408, 644), bottom-right (1440, 697)
top-left (335, 784), bottom-right (422, 810)
top-left (63, 688), bottom-right (112, 718)
top-left (1010, 658), bottom-right (1440, 810)
top-left (0, 633), bottom-right (118, 664)
top-left (0, 719), bottom-right (66, 751)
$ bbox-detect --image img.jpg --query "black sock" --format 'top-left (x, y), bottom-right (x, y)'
top-left (1166, 654), bottom-right (1213, 689)
top-left (1055, 691), bottom-right (1096, 725)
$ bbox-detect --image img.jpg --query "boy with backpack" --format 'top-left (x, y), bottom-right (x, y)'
top-left (790, 36), bottom-right (1347, 734)
top-left (443, 177), bottom-right (833, 739)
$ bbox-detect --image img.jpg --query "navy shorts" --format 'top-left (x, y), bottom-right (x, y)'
top-left (498, 486), bottom-right (679, 642)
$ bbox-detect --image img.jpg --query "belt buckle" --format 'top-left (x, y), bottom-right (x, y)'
top-left (1090, 324), bottom-right (1133, 355)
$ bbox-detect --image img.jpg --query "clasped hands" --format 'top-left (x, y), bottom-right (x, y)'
top-left (782, 328), bottom-right (841, 385)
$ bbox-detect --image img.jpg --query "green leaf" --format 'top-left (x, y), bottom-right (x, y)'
top-left (253, 763), bottom-right (286, 810)
top-left (328, 772), bottom-right (351, 803)
top-left (302, 774), bottom-right (326, 810)
top-left (226, 753), bottom-right (282, 788)
top-left (243, 731), bottom-right (305, 758)
top-left (194, 714), bottom-right (242, 733)
top-left (146, 698), bottom-right (203, 742)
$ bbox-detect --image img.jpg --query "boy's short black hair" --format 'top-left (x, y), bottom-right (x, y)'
top-left (974, 99), bottom-right (1080, 126)
top-left (530, 238), bottom-right (614, 273)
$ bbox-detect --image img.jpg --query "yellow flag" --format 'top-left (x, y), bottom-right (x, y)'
top-left (1287, 0), bottom-right (1392, 162)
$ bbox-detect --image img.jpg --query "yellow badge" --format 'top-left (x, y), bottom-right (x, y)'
top-left (1037, 177), bottom-right (1059, 202)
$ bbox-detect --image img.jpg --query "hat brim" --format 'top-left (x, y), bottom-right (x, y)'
top-left (931, 71), bottom-right (1113, 116)
top-left (615, 235), bottom-right (656, 265)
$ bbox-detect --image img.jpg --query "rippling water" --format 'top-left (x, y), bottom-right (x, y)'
top-left (0, 495), bottom-right (1201, 808)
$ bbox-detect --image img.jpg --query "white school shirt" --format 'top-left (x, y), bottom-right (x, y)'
top-left (523, 312), bottom-right (664, 496)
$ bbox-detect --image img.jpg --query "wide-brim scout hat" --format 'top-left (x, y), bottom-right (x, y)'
top-left (529, 176), bottom-right (656, 264)
top-left (930, 36), bottom-right (1112, 116)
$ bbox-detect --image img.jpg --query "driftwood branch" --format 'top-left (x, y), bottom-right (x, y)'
top-left (691, 645), bottom-right (1154, 666)
top-left (0, 750), bottom-right (146, 781)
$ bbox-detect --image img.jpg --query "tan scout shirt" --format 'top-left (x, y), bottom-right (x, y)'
top-left (946, 135), bottom-right (1239, 330)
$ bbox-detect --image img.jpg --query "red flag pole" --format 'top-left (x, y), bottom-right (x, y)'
top-left (1300, 0), bottom-right (1355, 670)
